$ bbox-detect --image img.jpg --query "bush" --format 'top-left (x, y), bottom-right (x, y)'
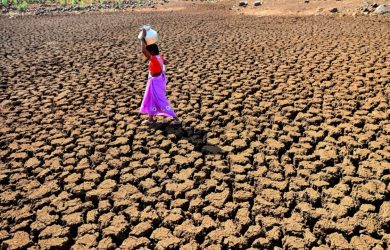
top-left (1, 0), bottom-right (9, 7)
top-left (16, 0), bottom-right (27, 10)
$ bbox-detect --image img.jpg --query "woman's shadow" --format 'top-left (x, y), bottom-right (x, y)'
top-left (148, 122), bottom-right (224, 155)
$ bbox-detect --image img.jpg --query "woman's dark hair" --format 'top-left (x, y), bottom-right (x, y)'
top-left (146, 44), bottom-right (159, 55)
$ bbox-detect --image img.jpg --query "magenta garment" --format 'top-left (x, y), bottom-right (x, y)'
top-left (139, 72), bottom-right (177, 118)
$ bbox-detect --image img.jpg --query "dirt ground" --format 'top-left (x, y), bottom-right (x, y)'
top-left (233, 0), bottom-right (390, 16)
top-left (0, 2), bottom-right (390, 249)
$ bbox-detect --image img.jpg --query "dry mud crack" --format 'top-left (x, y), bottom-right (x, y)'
top-left (0, 6), bottom-right (390, 250)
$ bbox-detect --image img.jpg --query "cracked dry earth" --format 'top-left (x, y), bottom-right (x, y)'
top-left (0, 5), bottom-right (390, 250)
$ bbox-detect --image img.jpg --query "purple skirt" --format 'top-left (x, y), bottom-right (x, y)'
top-left (139, 72), bottom-right (177, 117)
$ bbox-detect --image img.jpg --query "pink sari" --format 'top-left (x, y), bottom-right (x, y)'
top-left (139, 55), bottom-right (177, 118)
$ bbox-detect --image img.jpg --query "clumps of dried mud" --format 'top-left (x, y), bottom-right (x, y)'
top-left (0, 7), bottom-right (389, 250)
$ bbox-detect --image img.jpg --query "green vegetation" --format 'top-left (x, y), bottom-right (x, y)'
top-left (1, 0), bottom-right (9, 7)
top-left (15, 0), bottom-right (27, 10)
top-left (1, 0), bottom-right (132, 11)
top-left (114, 0), bottom-right (122, 8)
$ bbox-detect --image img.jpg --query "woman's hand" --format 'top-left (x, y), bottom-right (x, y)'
top-left (140, 28), bottom-right (147, 39)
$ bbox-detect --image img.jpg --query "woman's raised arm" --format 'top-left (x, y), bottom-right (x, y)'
top-left (140, 29), bottom-right (151, 59)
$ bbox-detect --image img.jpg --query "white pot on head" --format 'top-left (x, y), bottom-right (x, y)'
top-left (138, 25), bottom-right (158, 45)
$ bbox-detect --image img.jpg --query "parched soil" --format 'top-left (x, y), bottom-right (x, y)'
top-left (0, 4), bottom-right (389, 249)
top-left (236, 0), bottom-right (390, 16)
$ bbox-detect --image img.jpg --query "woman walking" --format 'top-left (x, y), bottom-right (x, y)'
top-left (139, 28), bottom-right (180, 125)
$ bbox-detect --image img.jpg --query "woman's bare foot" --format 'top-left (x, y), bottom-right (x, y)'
top-left (141, 119), bottom-right (152, 125)
top-left (141, 116), bottom-right (156, 125)
top-left (170, 118), bottom-right (181, 125)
